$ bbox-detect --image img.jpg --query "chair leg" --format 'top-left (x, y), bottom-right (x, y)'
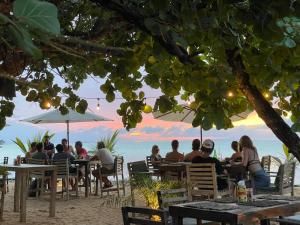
top-left (75, 177), bottom-right (79, 197)
top-left (122, 174), bottom-right (125, 196)
top-left (61, 179), bottom-right (64, 199)
top-left (116, 175), bottom-right (120, 198)
top-left (36, 179), bottom-right (39, 199)
top-left (99, 176), bottom-right (103, 198)
top-left (66, 177), bottom-right (69, 201)
top-left (40, 177), bottom-right (44, 198)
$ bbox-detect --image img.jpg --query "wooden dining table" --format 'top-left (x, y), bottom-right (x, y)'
top-left (169, 195), bottom-right (300, 225)
top-left (0, 163), bottom-right (57, 223)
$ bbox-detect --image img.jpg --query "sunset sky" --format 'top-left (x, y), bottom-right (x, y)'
top-left (2, 76), bottom-right (290, 143)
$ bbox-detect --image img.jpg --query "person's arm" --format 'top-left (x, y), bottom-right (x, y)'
top-left (242, 148), bottom-right (249, 167)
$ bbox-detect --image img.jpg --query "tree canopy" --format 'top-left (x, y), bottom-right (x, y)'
top-left (1, 0), bottom-right (300, 160)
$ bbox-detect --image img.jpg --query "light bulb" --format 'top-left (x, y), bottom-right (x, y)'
top-left (187, 100), bottom-right (191, 106)
top-left (45, 101), bottom-right (51, 109)
top-left (227, 91), bottom-right (234, 98)
top-left (96, 103), bottom-right (100, 110)
top-left (264, 93), bottom-right (270, 98)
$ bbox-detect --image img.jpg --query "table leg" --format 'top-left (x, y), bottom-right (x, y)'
top-left (85, 164), bottom-right (89, 197)
top-left (49, 169), bottom-right (57, 217)
top-left (172, 217), bottom-right (183, 225)
top-left (14, 171), bottom-right (21, 212)
top-left (20, 171), bottom-right (28, 222)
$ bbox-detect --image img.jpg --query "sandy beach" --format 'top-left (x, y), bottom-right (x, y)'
top-left (1, 182), bottom-right (299, 225)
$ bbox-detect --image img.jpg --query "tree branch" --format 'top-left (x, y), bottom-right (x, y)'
top-left (90, 0), bottom-right (192, 63)
top-left (226, 48), bottom-right (300, 161)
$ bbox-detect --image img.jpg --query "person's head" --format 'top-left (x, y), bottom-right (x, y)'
top-left (231, 141), bottom-right (239, 152)
top-left (192, 139), bottom-right (201, 151)
top-left (44, 135), bottom-right (50, 144)
top-left (152, 145), bottom-right (159, 155)
top-left (36, 142), bottom-right (44, 152)
top-left (30, 142), bottom-right (37, 151)
top-left (75, 141), bottom-right (82, 151)
top-left (61, 138), bottom-right (68, 146)
top-left (56, 144), bottom-right (64, 153)
top-left (97, 141), bottom-right (105, 149)
top-left (171, 140), bottom-right (179, 151)
top-left (201, 139), bottom-right (215, 155)
top-left (239, 135), bottom-right (254, 150)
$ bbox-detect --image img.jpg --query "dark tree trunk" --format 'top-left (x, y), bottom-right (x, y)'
top-left (226, 49), bottom-right (300, 162)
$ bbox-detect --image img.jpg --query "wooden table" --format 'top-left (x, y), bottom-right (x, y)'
top-left (169, 196), bottom-right (300, 225)
top-left (73, 159), bottom-right (89, 197)
top-left (0, 164), bottom-right (57, 223)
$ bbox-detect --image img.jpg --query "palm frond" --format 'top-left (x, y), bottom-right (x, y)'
top-left (12, 137), bottom-right (28, 154)
top-left (98, 130), bottom-right (120, 154)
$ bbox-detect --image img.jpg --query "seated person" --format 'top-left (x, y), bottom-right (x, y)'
top-left (43, 135), bottom-right (55, 159)
top-left (62, 138), bottom-right (75, 155)
top-left (53, 144), bottom-right (76, 189)
top-left (230, 141), bottom-right (242, 162)
top-left (75, 141), bottom-right (88, 159)
top-left (32, 142), bottom-right (48, 164)
top-left (192, 139), bottom-right (228, 190)
top-left (90, 142), bottom-right (114, 188)
top-left (184, 139), bottom-right (202, 162)
top-left (150, 145), bottom-right (162, 170)
top-left (165, 140), bottom-right (184, 162)
top-left (25, 142), bottom-right (37, 162)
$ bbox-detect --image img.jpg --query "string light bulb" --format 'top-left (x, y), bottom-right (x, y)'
top-left (45, 101), bottom-right (51, 109)
top-left (264, 93), bottom-right (270, 99)
top-left (227, 91), bottom-right (234, 98)
top-left (96, 98), bottom-right (100, 110)
top-left (187, 100), bottom-right (191, 106)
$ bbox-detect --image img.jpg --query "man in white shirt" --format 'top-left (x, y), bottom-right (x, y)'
top-left (91, 142), bottom-right (114, 188)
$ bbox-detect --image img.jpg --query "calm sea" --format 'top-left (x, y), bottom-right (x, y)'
top-left (1, 139), bottom-right (299, 184)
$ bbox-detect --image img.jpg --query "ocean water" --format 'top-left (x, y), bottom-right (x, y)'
top-left (1, 139), bottom-right (299, 184)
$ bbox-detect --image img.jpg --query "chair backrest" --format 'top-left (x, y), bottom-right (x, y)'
top-left (52, 159), bottom-right (69, 177)
top-left (114, 156), bottom-right (124, 175)
top-left (146, 156), bottom-right (154, 171)
top-left (28, 158), bottom-right (46, 176)
top-left (122, 206), bottom-right (169, 225)
top-left (127, 161), bottom-right (149, 179)
top-left (276, 162), bottom-right (296, 195)
top-left (261, 155), bottom-right (281, 173)
top-left (186, 163), bottom-right (218, 201)
top-left (3, 157), bottom-right (8, 164)
top-left (157, 188), bottom-right (188, 209)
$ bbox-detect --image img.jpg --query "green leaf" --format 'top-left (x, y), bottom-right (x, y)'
top-left (283, 37), bottom-right (296, 48)
top-left (8, 25), bottom-right (41, 57)
top-left (13, 0), bottom-right (60, 34)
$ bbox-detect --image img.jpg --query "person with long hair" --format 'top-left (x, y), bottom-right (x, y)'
top-left (239, 135), bottom-right (270, 188)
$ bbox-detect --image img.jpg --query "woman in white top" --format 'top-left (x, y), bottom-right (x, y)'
top-left (240, 135), bottom-right (270, 188)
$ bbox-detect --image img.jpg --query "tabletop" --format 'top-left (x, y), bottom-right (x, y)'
top-left (0, 164), bottom-right (57, 172)
top-left (169, 196), bottom-right (300, 225)
top-left (73, 159), bottom-right (89, 164)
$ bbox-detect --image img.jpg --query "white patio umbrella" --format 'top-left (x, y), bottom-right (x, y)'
top-left (153, 104), bottom-right (252, 143)
top-left (21, 108), bottom-right (113, 145)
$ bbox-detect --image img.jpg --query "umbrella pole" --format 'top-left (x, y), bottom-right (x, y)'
top-left (200, 126), bottom-right (203, 144)
top-left (67, 120), bottom-right (70, 149)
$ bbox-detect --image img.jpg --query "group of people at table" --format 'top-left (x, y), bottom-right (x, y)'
top-left (150, 135), bottom-right (270, 191)
top-left (25, 135), bottom-right (115, 189)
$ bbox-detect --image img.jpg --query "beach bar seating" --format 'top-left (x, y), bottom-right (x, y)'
top-left (89, 160), bottom-right (102, 194)
top-left (261, 155), bottom-right (282, 175)
top-left (28, 158), bottom-right (49, 198)
top-left (146, 156), bottom-right (161, 179)
top-left (254, 162), bottom-right (296, 196)
top-left (122, 206), bottom-right (169, 225)
top-left (98, 156), bottom-right (125, 197)
top-left (52, 159), bottom-right (78, 200)
top-left (186, 164), bottom-right (229, 201)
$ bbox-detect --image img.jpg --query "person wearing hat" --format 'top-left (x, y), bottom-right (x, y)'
top-left (192, 139), bottom-right (228, 190)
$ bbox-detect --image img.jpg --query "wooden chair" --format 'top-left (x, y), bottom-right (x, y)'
top-left (52, 159), bottom-right (78, 200)
top-left (98, 156), bottom-right (125, 197)
top-left (146, 156), bottom-right (160, 178)
top-left (28, 158), bottom-right (49, 198)
top-left (89, 160), bottom-right (102, 194)
top-left (254, 162), bottom-right (296, 196)
top-left (157, 188), bottom-right (188, 209)
top-left (3, 157), bottom-right (8, 193)
top-left (0, 173), bottom-right (7, 221)
top-left (186, 164), bottom-right (229, 201)
top-left (127, 160), bottom-right (150, 206)
top-left (122, 206), bottom-right (169, 225)
top-left (261, 155), bottom-right (282, 176)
